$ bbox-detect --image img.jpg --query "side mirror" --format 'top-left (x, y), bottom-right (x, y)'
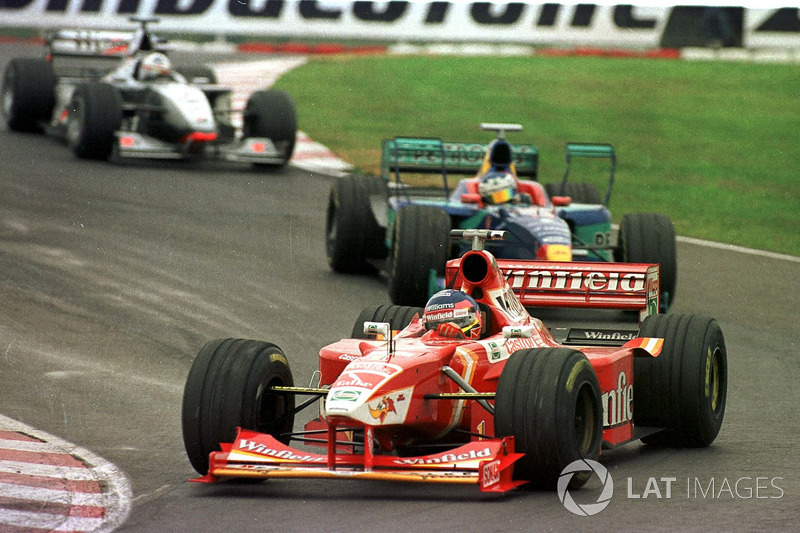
top-left (461, 193), bottom-right (482, 204)
top-left (551, 195), bottom-right (572, 206)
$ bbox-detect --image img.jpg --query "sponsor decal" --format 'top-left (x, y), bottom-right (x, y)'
top-left (236, 439), bottom-right (326, 463)
top-left (481, 459), bottom-right (502, 489)
top-left (335, 372), bottom-right (374, 389)
top-left (504, 335), bottom-right (539, 355)
top-left (505, 269), bottom-right (646, 293)
top-left (486, 340), bottom-right (502, 361)
top-left (425, 308), bottom-right (470, 323)
top-left (571, 329), bottom-right (637, 342)
top-left (488, 285), bottom-right (527, 320)
top-left (601, 371), bottom-right (633, 428)
top-left (646, 266), bottom-right (660, 316)
top-left (368, 392), bottom-right (406, 423)
top-left (394, 447), bottom-right (492, 466)
top-left (338, 353), bottom-right (358, 362)
top-left (330, 389), bottom-right (361, 402)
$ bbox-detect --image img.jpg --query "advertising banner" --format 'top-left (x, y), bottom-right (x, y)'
top-left (1, 1), bottom-right (798, 49)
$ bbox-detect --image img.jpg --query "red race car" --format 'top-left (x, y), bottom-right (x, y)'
top-left (181, 230), bottom-right (727, 492)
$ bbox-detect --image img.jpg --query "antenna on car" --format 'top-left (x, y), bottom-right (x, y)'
top-left (450, 229), bottom-right (507, 251)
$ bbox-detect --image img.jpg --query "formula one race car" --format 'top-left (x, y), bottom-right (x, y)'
top-left (325, 124), bottom-right (676, 309)
top-left (182, 230), bottom-right (726, 493)
top-left (0, 17), bottom-right (296, 167)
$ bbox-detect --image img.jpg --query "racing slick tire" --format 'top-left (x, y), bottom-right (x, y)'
top-left (326, 174), bottom-right (388, 274)
top-left (243, 89), bottom-right (297, 168)
top-left (545, 182), bottom-right (602, 204)
top-left (350, 304), bottom-right (423, 338)
top-left (177, 65), bottom-right (217, 84)
top-left (495, 348), bottom-right (603, 490)
top-left (614, 212), bottom-right (677, 311)
top-left (66, 83), bottom-right (122, 160)
top-left (634, 313), bottom-right (727, 447)
top-left (1, 58), bottom-right (56, 133)
top-left (388, 205), bottom-right (451, 307)
top-left (181, 339), bottom-right (295, 475)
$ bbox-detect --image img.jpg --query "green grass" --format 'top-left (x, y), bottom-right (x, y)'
top-left (273, 54), bottom-right (800, 256)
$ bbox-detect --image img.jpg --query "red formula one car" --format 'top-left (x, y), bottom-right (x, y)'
top-left (181, 230), bottom-right (727, 492)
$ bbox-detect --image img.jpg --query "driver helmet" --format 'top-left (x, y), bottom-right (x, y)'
top-left (139, 52), bottom-right (171, 80)
top-left (478, 170), bottom-right (518, 205)
top-left (423, 290), bottom-right (482, 340)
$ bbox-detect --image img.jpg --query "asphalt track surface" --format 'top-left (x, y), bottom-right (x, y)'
top-left (1, 45), bottom-right (799, 531)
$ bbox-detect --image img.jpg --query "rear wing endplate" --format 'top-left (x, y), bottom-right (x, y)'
top-left (380, 137), bottom-right (539, 182)
top-left (553, 142), bottom-right (616, 206)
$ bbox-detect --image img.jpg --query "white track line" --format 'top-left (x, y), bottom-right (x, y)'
top-left (677, 235), bottom-right (800, 263)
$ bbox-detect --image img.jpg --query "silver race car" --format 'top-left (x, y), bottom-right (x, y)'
top-left (1, 17), bottom-right (296, 168)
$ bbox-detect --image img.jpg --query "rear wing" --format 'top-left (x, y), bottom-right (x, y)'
top-left (552, 142), bottom-right (616, 206)
top-left (380, 136), bottom-right (539, 182)
top-left (45, 30), bottom-right (137, 58)
top-left (45, 17), bottom-right (168, 59)
top-left (446, 258), bottom-right (660, 321)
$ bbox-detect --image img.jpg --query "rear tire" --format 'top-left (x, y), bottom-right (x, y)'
top-left (326, 175), bottom-right (387, 273)
top-left (495, 348), bottom-right (603, 490)
top-left (244, 89), bottom-right (297, 168)
top-left (634, 314), bottom-right (727, 447)
top-left (66, 83), bottom-right (122, 160)
top-left (545, 182), bottom-right (601, 204)
top-left (388, 205), bottom-right (451, 307)
top-left (1, 58), bottom-right (55, 133)
top-left (350, 304), bottom-right (423, 338)
top-left (615, 212), bottom-right (677, 311)
top-left (181, 339), bottom-right (295, 475)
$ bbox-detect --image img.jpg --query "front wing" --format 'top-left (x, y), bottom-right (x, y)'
top-left (115, 132), bottom-right (287, 164)
top-left (193, 428), bottom-right (525, 493)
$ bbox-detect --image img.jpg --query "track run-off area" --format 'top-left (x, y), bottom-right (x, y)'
top-left (0, 44), bottom-right (798, 531)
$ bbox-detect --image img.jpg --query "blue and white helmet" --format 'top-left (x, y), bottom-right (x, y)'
top-left (478, 170), bottom-right (518, 205)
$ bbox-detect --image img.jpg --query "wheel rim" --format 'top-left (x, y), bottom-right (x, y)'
top-left (574, 383), bottom-right (598, 456)
top-left (326, 202), bottom-right (337, 259)
top-left (256, 377), bottom-right (289, 437)
top-left (708, 346), bottom-right (724, 417)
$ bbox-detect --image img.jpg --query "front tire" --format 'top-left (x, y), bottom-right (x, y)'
top-left (634, 314), bottom-right (727, 447)
top-left (66, 83), bottom-right (121, 160)
top-left (1, 58), bottom-right (55, 133)
top-left (181, 339), bottom-right (295, 475)
top-left (244, 89), bottom-right (297, 168)
top-left (495, 348), bottom-right (603, 490)
top-left (388, 205), bottom-right (451, 307)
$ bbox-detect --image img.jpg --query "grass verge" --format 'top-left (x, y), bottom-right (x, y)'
top-left (274, 54), bottom-right (800, 256)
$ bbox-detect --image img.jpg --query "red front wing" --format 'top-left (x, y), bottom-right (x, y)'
top-left (194, 428), bottom-right (525, 493)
